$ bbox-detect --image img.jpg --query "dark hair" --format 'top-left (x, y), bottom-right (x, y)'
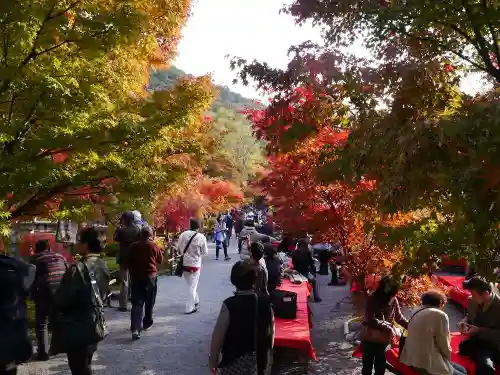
top-left (121, 211), bottom-right (134, 225)
top-left (296, 238), bottom-right (309, 251)
top-left (230, 261), bottom-right (256, 290)
top-left (244, 219), bottom-right (255, 227)
top-left (190, 218), bottom-right (201, 231)
top-left (463, 276), bottom-right (492, 294)
top-left (421, 290), bottom-right (447, 307)
top-left (263, 244), bottom-right (277, 259)
top-left (141, 226), bottom-right (153, 239)
top-left (250, 242), bottom-right (264, 261)
top-left (372, 275), bottom-right (399, 304)
top-left (79, 227), bottom-right (103, 254)
top-left (35, 239), bottom-right (50, 253)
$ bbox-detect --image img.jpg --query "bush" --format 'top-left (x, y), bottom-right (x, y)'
top-left (104, 243), bottom-right (119, 258)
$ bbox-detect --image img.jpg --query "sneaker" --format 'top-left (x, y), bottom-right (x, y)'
top-left (185, 308), bottom-right (198, 315)
top-left (314, 297), bottom-right (323, 303)
top-left (224, 256), bottom-right (231, 261)
top-left (215, 257), bottom-right (219, 260)
top-left (118, 307), bottom-right (127, 312)
top-left (132, 331), bottom-right (141, 340)
top-left (142, 322), bottom-right (153, 332)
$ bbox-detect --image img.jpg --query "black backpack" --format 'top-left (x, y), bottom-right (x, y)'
top-left (51, 260), bottom-right (107, 353)
top-left (0, 255), bottom-right (33, 365)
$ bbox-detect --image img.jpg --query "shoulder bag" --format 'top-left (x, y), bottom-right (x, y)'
top-left (398, 307), bottom-right (429, 358)
top-left (361, 313), bottom-right (394, 345)
top-left (175, 232), bottom-right (198, 277)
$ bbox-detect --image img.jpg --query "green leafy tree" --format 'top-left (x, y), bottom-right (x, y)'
top-left (0, 0), bottom-right (214, 236)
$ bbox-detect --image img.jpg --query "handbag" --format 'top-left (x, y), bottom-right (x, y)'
top-left (398, 307), bottom-right (429, 358)
top-left (175, 232), bottom-right (199, 277)
top-left (218, 295), bottom-right (259, 375)
top-left (361, 314), bottom-right (393, 345)
top-left (271, 290), bottom-right (297, 319)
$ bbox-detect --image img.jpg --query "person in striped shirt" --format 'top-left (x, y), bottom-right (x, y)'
top-left (31, 240), bottom-right (67, 361)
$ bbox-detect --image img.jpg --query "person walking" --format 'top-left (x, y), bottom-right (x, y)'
top-left (239, 220), bottom-right (276, 258)
top-left (127, 226), bottom-right (164, 340)
top-left (0, 254), bottom-right (36, 375)
top-left (114, 211), bottom-right (141, 312)
top-left (214, 216), bottom-right (230, 261)
top-left (361, 276), bottom-right (408, 375)
top-left (401, 290), bottom-right (467, 375)
top-left (209, 261), bottom-right (274, 375)
top-left (177, 218), bottom-right (209, 314)
top-left (51, 227), bottom-right (107, 375)
top-left (30, 240), bottom-right (67, 361)
top-left (225, 212), bottom-right (235, 245)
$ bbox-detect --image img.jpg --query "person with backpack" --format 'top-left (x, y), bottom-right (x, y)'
top-left (30, 240), bottom-right (67, 361)
top-left (177, 218), bottom-right (209, 314)
top-left (127, 226), bottom-right (164, 340)
top-left (51, 227), bottom-right (107, 375)
top-left (114, 211), bottom-right (141, 312)
top-left (0, 254), bottom-right (35, 375)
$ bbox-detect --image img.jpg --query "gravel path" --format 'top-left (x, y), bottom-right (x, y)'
top-left (18, 242), bottom-right (465, 375)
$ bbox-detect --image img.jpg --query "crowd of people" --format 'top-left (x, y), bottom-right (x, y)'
top-left (361, 275), bottom-right (500, 375)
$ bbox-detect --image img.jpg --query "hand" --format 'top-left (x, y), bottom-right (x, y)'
top-left (457, 321), bottom-right (467, 333)
top-left (211, 368), bottom-right (216, 374)
top-left (465, 324), bottom-right (481, 335)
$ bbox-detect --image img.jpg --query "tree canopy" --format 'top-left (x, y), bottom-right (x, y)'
top-left (0, 0), bottom-right (215, 235)
top-left (233, 0), bottom-right (500, 280)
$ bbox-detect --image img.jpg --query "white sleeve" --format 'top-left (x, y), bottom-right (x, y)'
top-left (176, 233), bottom-right (184, 252)
top-left (201, 235), bottom-right (209, 257)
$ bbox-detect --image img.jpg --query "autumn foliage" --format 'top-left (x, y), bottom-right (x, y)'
top-left (154, 177), bottom-right (244, 233)
top-left (247, 87), bottom-right (431, 305)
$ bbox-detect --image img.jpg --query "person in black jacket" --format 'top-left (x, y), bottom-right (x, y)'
top-left (52, 227), bottom-right (106, 375)
top-left (263, 244), bottom-right (281, 294)
top-left (292, 239), bottom-right (322, 302)
top-left (0, 254), bottom-right (35, 375)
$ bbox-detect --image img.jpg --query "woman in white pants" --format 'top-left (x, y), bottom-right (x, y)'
top-left (177, 218), bottom-right (209, 314)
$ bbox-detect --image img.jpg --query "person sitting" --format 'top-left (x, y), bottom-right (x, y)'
top-left (401, 290), bottom-right (467, 375)
top-left (458, 276), bottom-right (500, 375)
top-left (209, 261), bottom-right (274, 375)
top-left (291, 239), bottom-right (322, 302)
top-left (263, 244), bottom-right (282, 294)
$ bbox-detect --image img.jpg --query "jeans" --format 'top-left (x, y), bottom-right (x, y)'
top-left (66, 344), bottom-right (97, 375)
top-left (130, 276), bottom-right (158, 332)
top-left (362, 341), bottom-right (387, 375)
top-left (305, 273), bottom-right (321, 301)
top-left (460, 337), bottom-right (500, 375)
top-left (119, 266), bottom-right (130, 310)
top-left (183, 269), bottom-right (200, 313)
top-left (215, 240), bottom-right (228, 258)
top-left (34, 291), bottom-right (53, 357)
top-left (226, 227), bottom-right (233, 244)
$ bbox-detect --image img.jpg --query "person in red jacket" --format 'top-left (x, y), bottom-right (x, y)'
top-left (127, 226), bottom-right (164, 340)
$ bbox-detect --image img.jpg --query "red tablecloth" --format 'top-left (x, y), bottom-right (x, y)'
top-left (436, 275), bottom-right (470, 308)
top-left (353, 333), bottom-right (500, 375)
top-left (274, 279), bottom-right (317, 359)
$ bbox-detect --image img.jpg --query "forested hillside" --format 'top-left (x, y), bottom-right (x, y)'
top-left (149, 66), bottom-right (259, 110)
